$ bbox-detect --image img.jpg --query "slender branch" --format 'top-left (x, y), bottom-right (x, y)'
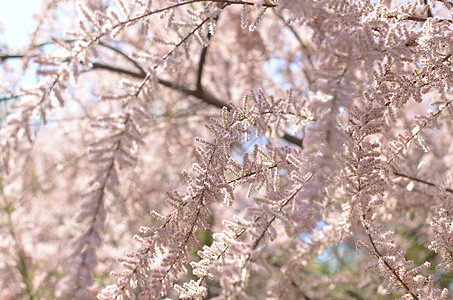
top-left (98, 41), bottom-right (146, 76)
top-left (442, 53), bottom-right (452, 63)
top-left (251, 184), bottom-right (305, 250)
top-left (160, 15), bottom-right (214, 66)
top-left (0, 54), bottom-right (28, 62)
top-left (91, 62), bottom-right (144, 78)
top-left (194, 173), bottom-right (312, 290)
top-left (227, 164), bottom-right (277, 185)
top-left (205, 0), bottom-right (276, 6)
top-left (0, 41), bottom-right (146, 77)
top-left (196, 44), bottom-right (209, 92)
top-left (387, 14), bottom-right (453, 23)
top-left (111, 0), bottom-right (275, 34)
top-left (387, 99), bottom-right (453, 166)
top-left (132, 8), bottom-right (226, 97)
top-left (294, 283), bottom-right (312, 300)
top-left (366, 230), bottom-right (419, 300)
top-left (0, 1), bottom-right (266, 70)
top-left (163, 162), bottom-right (280, 238)
top-left (393, 171), bottom-right (453, 194)
top-left (0, 39), bottom-right (79, 62)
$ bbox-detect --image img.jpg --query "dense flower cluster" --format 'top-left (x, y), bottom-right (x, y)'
top-left (0, 0), bottom-right (452, 299)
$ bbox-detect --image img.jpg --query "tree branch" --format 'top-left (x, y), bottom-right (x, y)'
top-left (1, 31), bottom-right (305, 149)
top-left (91, 62), bottom-right (144, 79)
top-left (0, 54), bottom-right (28, 62)
top-left (195, 9), bottom-right (221, 92)
top-left (196, 42), bottom-right (209, 93)
top-left (393, 171), bottom-right (453, 194)
top-left (387, 14), bottom-right (453, 23)
top-left (98, 41), bottom-right (147, 77)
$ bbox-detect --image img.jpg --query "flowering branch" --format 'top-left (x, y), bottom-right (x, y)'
top-left (363, 224), bottom-right (419, 299)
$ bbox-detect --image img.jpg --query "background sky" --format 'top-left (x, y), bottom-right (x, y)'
top-left (0, 1), bottom-right (41, 49)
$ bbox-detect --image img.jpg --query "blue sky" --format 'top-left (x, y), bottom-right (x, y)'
top-left (0, 1), bottom-right (41, 48)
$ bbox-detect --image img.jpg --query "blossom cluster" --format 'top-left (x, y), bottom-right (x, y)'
top-left (0, 0), bottom-right (452, 299)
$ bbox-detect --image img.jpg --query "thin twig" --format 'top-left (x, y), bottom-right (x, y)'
top-left (365, 230), bottom-right (419, 300)
top-left (250, 173), bottom-right (313, 253)
top-left (387, 14), bottom-right (453, 23)
top-left (393, 171), bottom-right (453, 194)
top-left (98, 41), bottom-right (146, 76)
